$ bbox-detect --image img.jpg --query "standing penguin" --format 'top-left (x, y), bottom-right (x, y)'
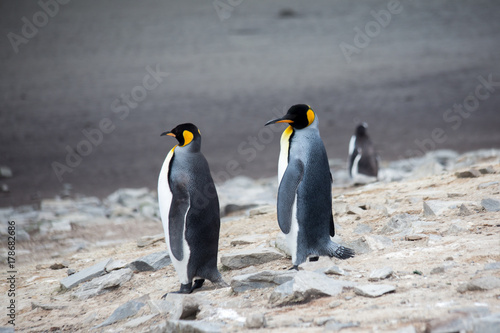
top-left (348, 123), bottom-right (379, 184)
top-left (266, 105), bottom-right (354, 269)
top-left (158, 123), bottom-right (226, 294)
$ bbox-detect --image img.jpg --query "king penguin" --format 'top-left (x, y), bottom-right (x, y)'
top-left (265, 104), bottom-right (355, 269)
top-left (157, 123), bottom-right (226, 294)
top-left (348, 123), bottom-right (379, 184)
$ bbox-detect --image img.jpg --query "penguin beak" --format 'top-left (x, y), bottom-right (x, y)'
top-left (265, 117), bottom-right (294, 126)
top-left (160, 131), bottom-right (176, 137)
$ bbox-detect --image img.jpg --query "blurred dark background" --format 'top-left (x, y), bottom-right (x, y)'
top-left (1, 0), bottom-right (499, 207)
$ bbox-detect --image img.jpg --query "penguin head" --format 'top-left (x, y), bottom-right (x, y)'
top-left (265, 104), bottom-right (316, 130)
top-left (355, 123), bottom-right (368, 137)
top-left (161, 123), bottom-right (201, 148)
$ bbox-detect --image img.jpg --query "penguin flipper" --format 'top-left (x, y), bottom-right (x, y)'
top-left (329, 213), bottom-right (335, 237)
top-left (277, 160), bottom-right (304, 234)
top-left (168, 184), bottom-right (190, 261)
top-left (348, 148), bottom-right (358, 177)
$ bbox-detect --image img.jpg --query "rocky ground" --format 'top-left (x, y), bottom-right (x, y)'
top-left (1, 149), bottom-right (500, 332)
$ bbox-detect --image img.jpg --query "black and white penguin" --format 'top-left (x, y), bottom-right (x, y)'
top-left (157, 123), bottom-right (226, 294)
top-left (266, 105), bottom-right (354, 269)
top-left (348, 123), bottom-right (379, 184)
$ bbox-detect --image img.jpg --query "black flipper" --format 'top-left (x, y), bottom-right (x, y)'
top-left (168, 182), bottom-right (190, 261)
top-left (277, 159), bottom-right (304, 234)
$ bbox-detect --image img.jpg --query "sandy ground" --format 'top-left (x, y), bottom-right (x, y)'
top-left (1, 0), bottom-right (500, 207)
top-left (3, 161), bottom-right (499, 332)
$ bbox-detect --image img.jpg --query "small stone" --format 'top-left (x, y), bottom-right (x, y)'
top-left (164, 294), bottom-right (200, 320)
top-left (354, 284), bottom-right (395, 297)
top-left (105, 259), bottom-right (128, 272)
top-left (354, 223), bottom-right (372, 235)
top-left (324, 320), bottom-right (360, 331)
top-left (245, 313), bottom-right (266, 329)
top-left (325, 265), bottom-right (346, 276)
top-left (137, 234), bottom-right (164, 248)
top-left (448, 193), bottom-right (466, 198)
top-left (459, 204), bottom-right (472, 216)
top-left (60, 258), bottom-right (112, 290)
top-left (455, 169), bottom-right (481, 178)
top-left (423, 200), bottom-right (463, 216)
top-left (430, 266), bottom-right (445, 274)
top-left (481, 198), bottom-right (500, 212)
top-left (31, 302), bottom-right (69, 310)
top-left (230, 234), bottom-right (268, 246)
top-left (346, 205), bottom-right (364, 215)
top-left (128, 251), bottom-right (171, 272)
top-left (314, 316), bottom-right (336, 326)
top-left (165, 320), bottom-right (223, 333)
top-left (328, 301), bottom-right (342, 309)
top-left (248, 205), bottom-right (275, 217)
top-left (221, 248), bottom-right (284, 270)
top-left (67, 268), bottom-right (76, 276)
top-left (484, 262), bottom-right (500, 270)
top-left (94, 294), bottom-right (149, 328)
top-left (405, 234), bottom-right (428, 241)
top-left (465, 276), bottom-right (500, 291)
top-left (478, 181), bottom-right (499, 190)
top-left (50, 261), bottom-right (69, 270)
top-left (368, 267), bottom-right (393, 281)
top-left (231, 270), bottom-right (296, 293)
top-left (479, 166), bottom-right (496, 174)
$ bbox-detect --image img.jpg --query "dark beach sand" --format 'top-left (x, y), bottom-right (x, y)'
top-left (1, 0), bottom-right (499, 207)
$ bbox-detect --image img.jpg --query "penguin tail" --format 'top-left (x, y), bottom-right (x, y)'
top-left (328, 242), bottom-right (355, 260)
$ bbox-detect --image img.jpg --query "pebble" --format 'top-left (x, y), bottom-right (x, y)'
top-left (246, 313), bottom-right (266, 329)
top-left (481, 198), bottom-right (500, 212)
top-left (94, 294), bottom-right (149, 328)
top-left (128, 251), bottom-right (171, 272)
top-left (368, 267), bottom-right (393, 281)
top-left (221, 248), bottom-right (284, 270)
top-left (455, 169), bottom-right (481, 178)
top-left (354, 284), bottom-right (396, 298)
top-left (478, 181), bottom-right (499, 190)
top-left (60, 258), bottom-right (112, 290)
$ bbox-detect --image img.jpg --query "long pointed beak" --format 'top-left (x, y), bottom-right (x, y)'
top-left (160, 131), bottom-right (176, 137)
top-left (265, 117), bottom-right (294, 126)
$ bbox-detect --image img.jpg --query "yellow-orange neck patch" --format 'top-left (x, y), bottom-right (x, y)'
top-left (307, 109), bottom-right (315, 126)
top-left (181, 130), bottom-right (194, 147)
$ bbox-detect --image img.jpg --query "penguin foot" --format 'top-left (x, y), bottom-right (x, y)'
top-left (288, 265), bottom-right (299, 271)
top-left (333, 246), bottom-right (355, 259)
top-left (309, 256), bottom-right (319, 262)
top-left (190, 279), bottom-right (205, 292)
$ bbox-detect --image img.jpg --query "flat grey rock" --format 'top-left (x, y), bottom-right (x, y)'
top-left (72, 268), bottom-right (133, 300)
top-left (423, 200), bottom-right (463, 216)
top-left (221, 248), bottom-right (284, 270)
top-left (164, 294), bottom-right (200, 320)
top-left (269, 271), bottom-right (355, 307)
top-left (325, 265), bottom-right (346, 276)
top-left (481, 198), bottom-right (500, 212)
top-left (105, 259), bottom-right (128, 272)
top-left (230, 234), bottom-right (268, 246)
top-left (274, 233), bottom-right (291, 257)
top-left (165, 320), bottom-right (223, 333)
top-left (354, 223), bottom-right (372, 235)
top-left (60, 258), bottom-right (112, 290)
top-left (466, 276), bottom-right (500, 291)
top-left (478, 181), bottom-right (499, 189)
top-left (137, 234), bottom-right (164, 248)
top-left (484, 262), bottom-right (500, 270)
top-left (128, 251), bottom-right (171, 272)
top-left (472, 313), bottom-right (500, 333)
top-left (231, 270), bottom-right (296, 292)
top-left (455, 169), bottom-right (481, 178)
top-left (354, 284), bottom-right (395, 297)
top-left (95, 294), bottom-right (149, 328)
top-left (368, 267), bottom-right (393, 281)
top-left (123, 314), bottom-right (158, 328)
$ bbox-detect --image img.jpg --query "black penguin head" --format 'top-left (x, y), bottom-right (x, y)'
top-left (265, 104), bottom-right (316, 130)
top-left (355, 123), bottom-right (368, 137)
top-left (161, 123), bottom-right (201, 147)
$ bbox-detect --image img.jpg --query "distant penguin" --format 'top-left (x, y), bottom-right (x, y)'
top-left (348, 123), bottom-right (379, 184)
top-left (158, 123), bottom-right (226, 294)
top-left (266, 105), bottom-right (354, 269)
